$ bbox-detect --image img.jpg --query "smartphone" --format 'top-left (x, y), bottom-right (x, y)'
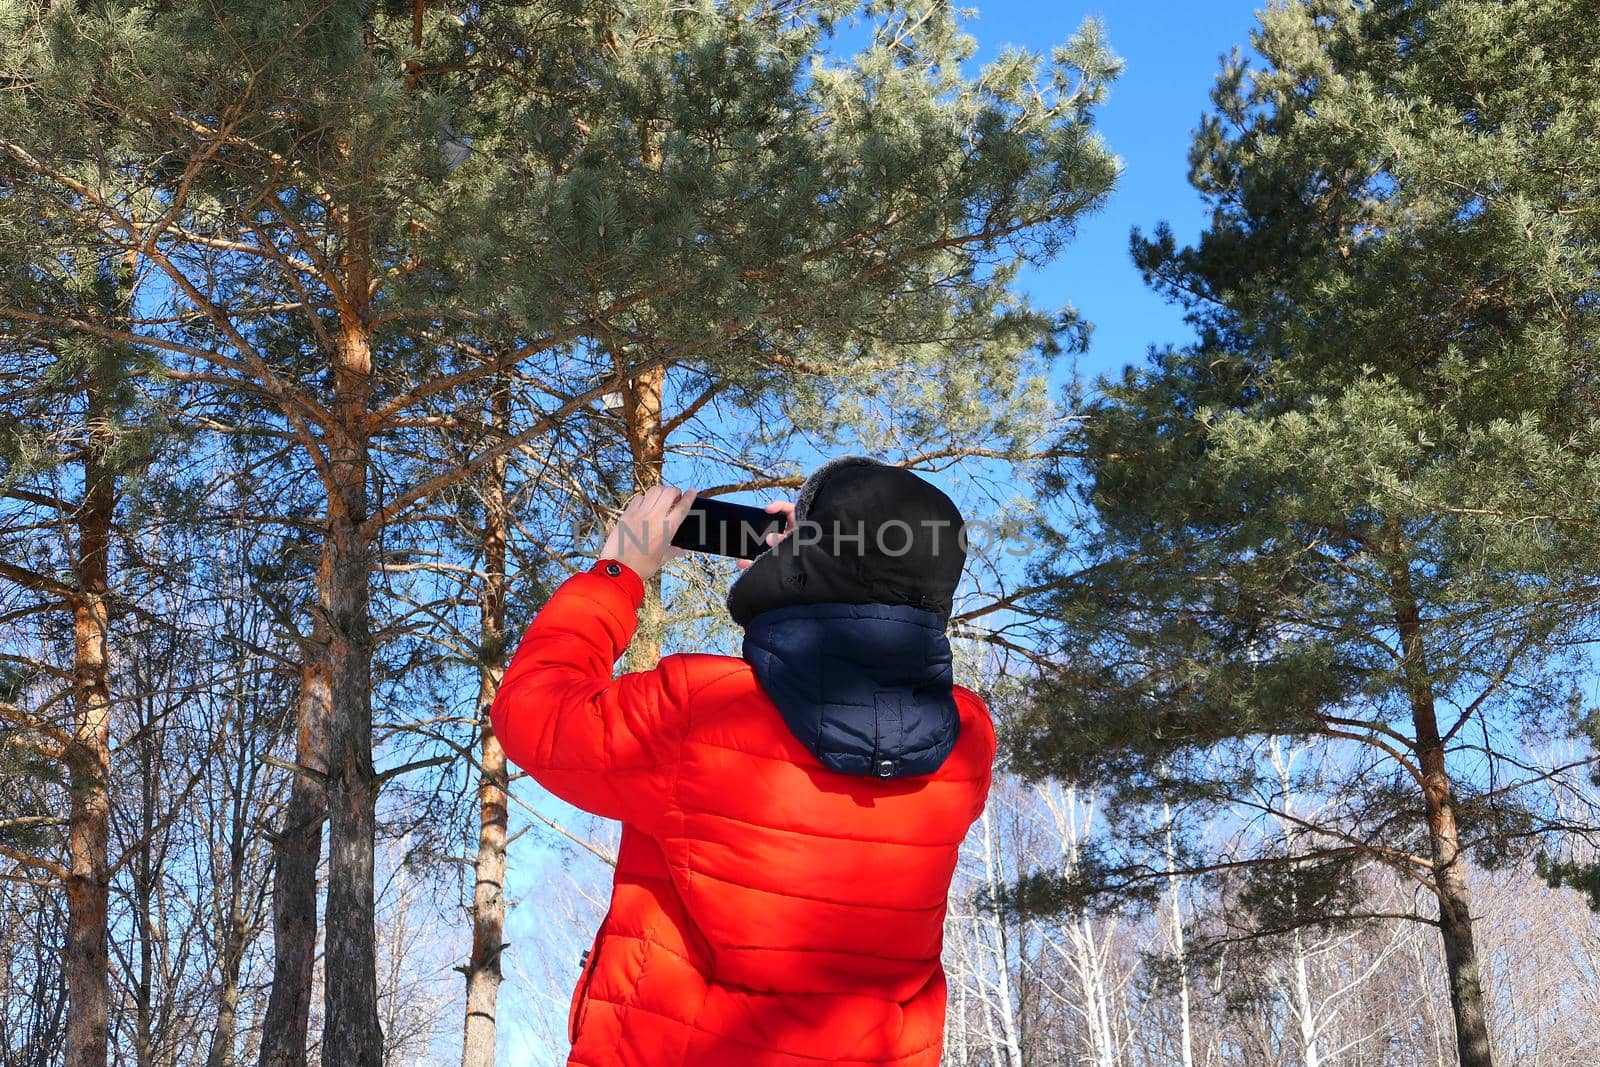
top-left (672, 497), bottom-right (785, 560)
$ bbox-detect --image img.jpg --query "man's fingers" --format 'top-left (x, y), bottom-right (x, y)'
top-left (766, 499), bottom-right (797, 531)
top-left (763, 500), bottom-right (796, 551)
top-left (626, 485), bottom-right (677, 523)
top-left (623, 488), bottom-right (653, 517)
top-left (667, 487), bottom-right (698, 520)
top-left (639, 484), bottom-right (689, 511)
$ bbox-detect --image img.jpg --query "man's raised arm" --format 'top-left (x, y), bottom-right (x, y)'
top-left (490, 556), bottom-right (693, 828)
top-left (491, 485), bottom-right (700, 827)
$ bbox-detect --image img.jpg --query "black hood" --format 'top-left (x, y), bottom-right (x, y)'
top-left (730, 457), bottom-right (968, 779)
top-left (726, 456), bottom-right (967, 627)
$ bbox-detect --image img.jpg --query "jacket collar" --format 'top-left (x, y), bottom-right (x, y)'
top-left (742, 601), bottom-right (960, 779)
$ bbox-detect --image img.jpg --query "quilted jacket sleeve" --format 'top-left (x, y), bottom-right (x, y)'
top-left (490, 559), bottom-right (692, 829)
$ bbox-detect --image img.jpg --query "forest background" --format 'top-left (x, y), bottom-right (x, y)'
top-left (3, 2), bottom-right (1598, 1067)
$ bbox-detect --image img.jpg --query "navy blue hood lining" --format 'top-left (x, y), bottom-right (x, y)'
top-left (742, 601), bottom-right (960, 780)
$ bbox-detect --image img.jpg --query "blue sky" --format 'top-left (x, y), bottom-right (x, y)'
top-left (967, 0), bottom-right (1265, 385)
top-left (494, 2), bottom-right (1272, 1060)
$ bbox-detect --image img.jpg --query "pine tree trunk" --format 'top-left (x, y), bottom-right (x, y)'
top-left (319, 249), bottom-right (382, 1067)
top-left (1417, 738), bottom-right (1494, 1067)
top-left (621, 125), bottom-right (669, 672)
top-left (321, 523), bottom-right (380, 1066)
top-left (460, 677), bottom-right (508, 1067)
top-left (257, 658), bottom-right (329, 1067)
top-left (63, 358), bottom-right (116, 1067)
top-left (619, 362), bottom-right (666, 671)
top-left (1392, 560), bottom-right (1495, 1067)
top-left (461, 387), bottom-right (510, 1067)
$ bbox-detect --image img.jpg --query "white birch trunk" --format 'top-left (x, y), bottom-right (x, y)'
top-left (1037, 783), bottom-right (1122, 1067)
top-left (979, 805), bottom-right (1023, 1067)
top-left (1162, 802), bottom-right (1195, 1067)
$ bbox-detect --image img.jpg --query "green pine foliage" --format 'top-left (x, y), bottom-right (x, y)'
top-left (1012, 0), bottom-right (1600, 963)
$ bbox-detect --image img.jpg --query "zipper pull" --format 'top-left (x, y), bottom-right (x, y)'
top-left (579, 948), bottom-right (591, 968)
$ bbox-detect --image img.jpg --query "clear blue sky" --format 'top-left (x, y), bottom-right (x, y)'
top-left (957, 0), bottom-right (1266, 385)
top-left (496, 2), bottom-right (1272, 1060)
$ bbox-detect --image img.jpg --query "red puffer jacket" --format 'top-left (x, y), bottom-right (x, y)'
top-left (491, 559), bottom-right (996, 1067)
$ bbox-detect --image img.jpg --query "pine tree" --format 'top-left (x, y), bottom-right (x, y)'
top-left (1010, 4), bottom-right (1600, 1067)
top-left (0, 206), bottom-right (165, 1065)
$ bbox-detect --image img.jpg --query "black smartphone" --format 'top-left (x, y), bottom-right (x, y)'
top-left (672, 497), bottom-right (785, 560)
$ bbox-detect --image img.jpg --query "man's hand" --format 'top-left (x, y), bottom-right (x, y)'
top-left (735, 499), bottom-right (796, 571)
top-left (599, 485), bottom-right (699, 582)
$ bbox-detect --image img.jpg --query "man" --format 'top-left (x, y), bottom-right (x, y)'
top-left (491, 456), bottom-right (996, 1066)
